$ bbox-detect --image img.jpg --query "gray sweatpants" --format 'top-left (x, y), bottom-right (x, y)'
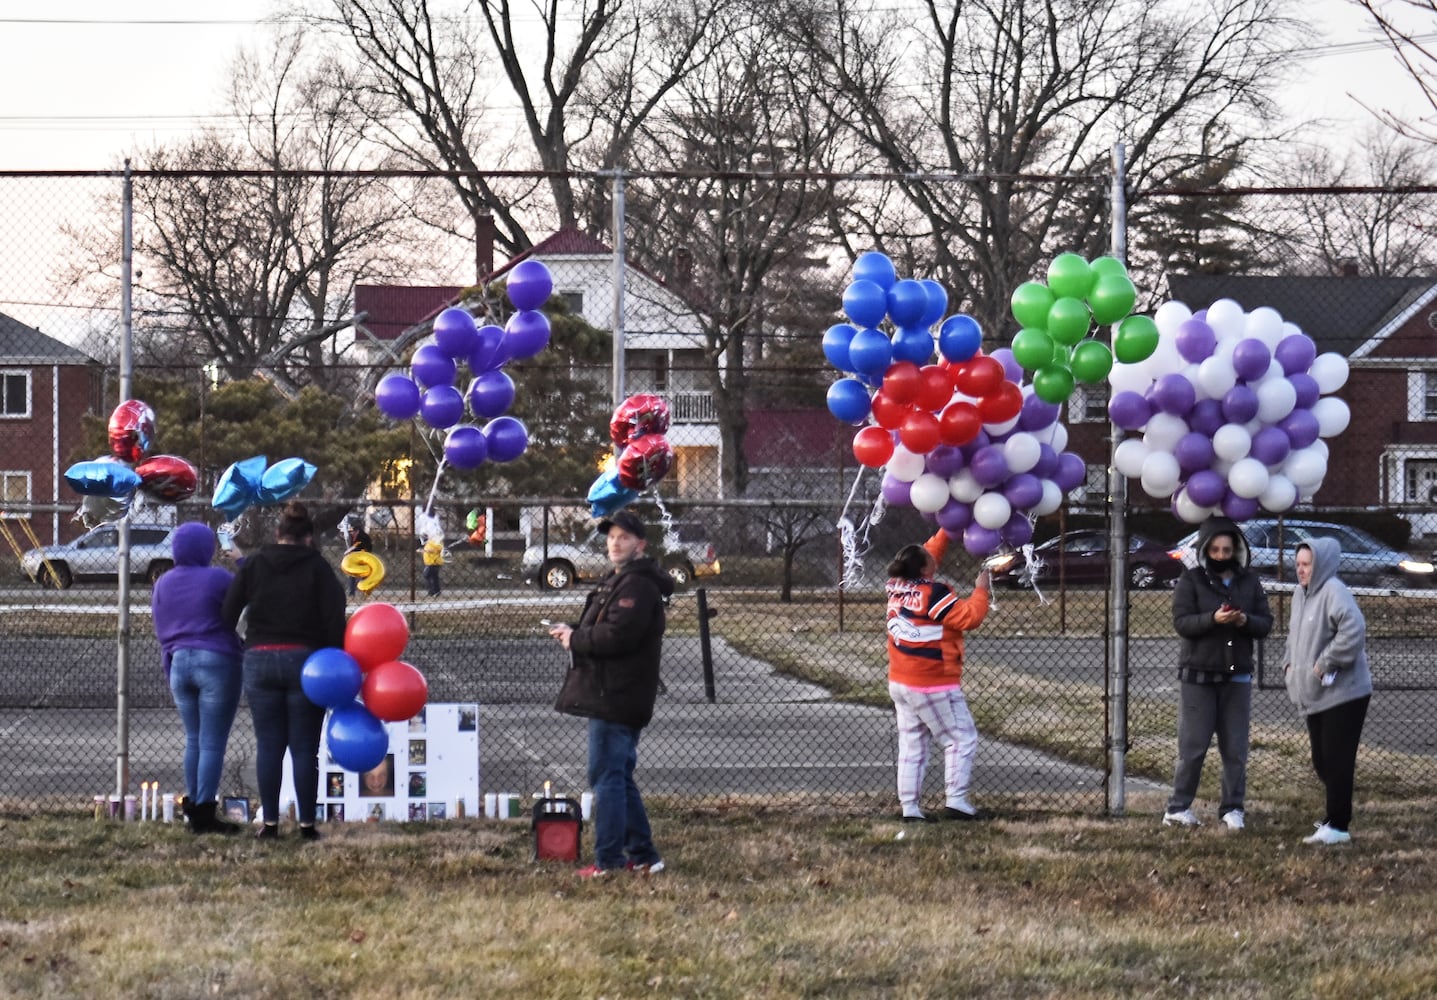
top-left (1167, 677), bottom-right (1252, 816)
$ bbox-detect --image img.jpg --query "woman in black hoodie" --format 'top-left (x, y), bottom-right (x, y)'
top-left (1163, 516), bottom-right (1273, 831)
top-left (223, 501), bottom-right (346, 840)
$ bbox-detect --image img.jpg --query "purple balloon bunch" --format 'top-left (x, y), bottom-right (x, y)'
top-left (373, 259), bottom-right (555, 470)
top-left (1106, 298), bottom-right (1352, 524)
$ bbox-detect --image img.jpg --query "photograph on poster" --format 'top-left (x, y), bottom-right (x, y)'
top-left (328, 803), bottom-right (346, 822)
top-left (458, 706), bottom-right (477, 731)
top-left (367, 803), bottom-right (386, 821)
top-left (326, 772), bottom-right (345, 798)
top-left (428, 802), bottom-right (447, 820)
top-left (223, 797), bottom-right (250, 823)
top-left (409, 802), bottom-right (427, 821)
top-left (409, 708), bottom-right (426, 733)
top-left (409, 740), bottom-right (426, 766)
top-left (360, 755), bottom-right (395, 797)
top-left (409, 772), bottom-right (427, 797)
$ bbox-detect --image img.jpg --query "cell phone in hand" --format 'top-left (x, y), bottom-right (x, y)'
top-left (1220, 603), bottom-right (1234, 612)
top-left (540, 619), bottom-right (556, 627)
top-left (217, 529), bottom-right (235, 552)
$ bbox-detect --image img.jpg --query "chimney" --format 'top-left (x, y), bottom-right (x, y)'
top-left (476, 214), bottom-right (495, 282)
top-left (1339, 259), bottom-right (1359, 277)
top-left (672, 246), bottom-right (693, 286)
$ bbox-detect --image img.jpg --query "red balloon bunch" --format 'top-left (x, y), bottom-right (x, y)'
top-left (340, 603), bottom-right (429, 723)
top-left (588, 394), bottom-right (675, 515)
top-left (65, 398), bottom-right (200, 526)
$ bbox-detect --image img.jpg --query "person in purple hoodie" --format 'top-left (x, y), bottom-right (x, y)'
top-left (151, 522), bottom-right (244, 835)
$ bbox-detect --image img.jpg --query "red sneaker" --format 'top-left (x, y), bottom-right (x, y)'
top-left (575, 864), bottom-right (608, 879)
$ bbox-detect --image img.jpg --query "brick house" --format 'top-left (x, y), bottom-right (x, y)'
top-left (0, 311), bottom-right (103, 544)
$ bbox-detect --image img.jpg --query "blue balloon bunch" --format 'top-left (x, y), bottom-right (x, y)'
top-left (373, 259), bottom-right (555, 472)
top-left (212, 455), bottom-right (317, 519)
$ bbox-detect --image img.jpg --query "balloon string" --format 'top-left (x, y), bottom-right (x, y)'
top-left (422, 458), bottom-right (447, 517)
top-left (836, 467), bottom-right (875, 588)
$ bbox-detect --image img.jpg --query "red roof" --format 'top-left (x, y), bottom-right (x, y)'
top-left (354, 285), bottom-right (462, 342)
top-left (745, 408), bottom-right (850, 469)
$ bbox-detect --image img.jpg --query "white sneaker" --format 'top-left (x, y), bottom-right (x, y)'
top-left (1162, 808), bottom-right (1201, 827)
top-left (1302, 823), bottom-right (1351, 846)
top-left (1221, 809), bottom-right (1245, 831)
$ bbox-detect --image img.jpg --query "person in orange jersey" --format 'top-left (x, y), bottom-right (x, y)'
top-left (884, 529), bottom-right (991, 822)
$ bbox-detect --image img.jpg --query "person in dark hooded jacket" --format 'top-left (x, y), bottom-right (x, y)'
top-left (1163, 516), bottom-right (1273, 831)
top-left (223, 501), bottom-right (346, 841)
top-left (152, 522), bottom-right (244, 834)
top-left (549, 510), bottom-right (674, 876)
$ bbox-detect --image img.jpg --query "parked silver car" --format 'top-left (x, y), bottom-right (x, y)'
top-left (1168, 518), bottom-right (1434, 588)
top-left (521, 520), bottom-right (720, 590)
top-left (21, 523), bottom-right (176, 590)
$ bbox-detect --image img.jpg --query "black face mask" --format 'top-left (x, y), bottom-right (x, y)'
top-left (1208, 557), bottom-right (1240, 574)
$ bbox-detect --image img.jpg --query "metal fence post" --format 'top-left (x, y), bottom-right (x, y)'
top-left (114, 161), bottom-right (134, 800)
top-left (1106, 141), bottom-right (1130, 816)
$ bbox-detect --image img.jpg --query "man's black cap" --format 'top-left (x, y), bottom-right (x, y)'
top-left (597, 510), bottom-right (646, 539)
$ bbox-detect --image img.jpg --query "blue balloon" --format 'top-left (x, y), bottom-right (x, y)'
top-left (467, 370), bottom-right (516, 419)
top-left (469, 324), bottom-right (506, 373)
top-left (444, 425), bottom-right (489, 469)
top-left (503, 309), bottom-right (551, 361)
top-left (890, 327), bottom-right (934, 365)
top-left (886, 279), bottom-right (928, 328)
top-left (847, 327), bottom-right (893, 376)
top-left (507, 258), bottom-right (554, 312)
top-left (420, 384), bottom-right (466, 429)
top-left (326, 702), bottom-right (389, 772)
top-left (433, 307), bottom-right (478, 359)
top-left (212, 455), bottom-right (267, 518)
top-left (375, 373), bottom-right (422, 420)
top-left (587, 468), bottom-right (640, 517)
top-left (852, 251), bottom-right (897, 290)
top-left (826, 378), bottom-right (871, 425)
top-left (919, 279), bottom-right (948, 328)
top-left (483, 416), bottom-right (529, 462)
top-left (411, 344), bottom-right (457, 389)
top-left (258, 457), bottom-right (317, 505)
top-left (938, 314), bottom-right (983, 363)
top-left (822, 323), bottom-right (857, 372)
top-left (842, 280), bottom-right (888, 328)
top-left (301, 648), bottom-right (363, 709)
top-left (64, 460), bottom-right (141, 498)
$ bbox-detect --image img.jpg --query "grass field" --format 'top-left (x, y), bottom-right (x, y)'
top-left (3, 797), bottom-right (1437, 999)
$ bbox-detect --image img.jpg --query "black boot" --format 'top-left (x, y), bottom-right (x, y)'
top-left (180, 796), bottom-right (197, 834)
top-left (191, 801), bottom-right (241, 835)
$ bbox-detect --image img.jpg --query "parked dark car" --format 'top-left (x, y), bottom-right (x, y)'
top-left (983, 530), bottom-right (1184, 590)
top-left (1169, 519), bottom-right (1435, 588)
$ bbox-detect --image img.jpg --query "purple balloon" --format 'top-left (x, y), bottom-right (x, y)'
top-left (1175, 318), bottom-right (1217, 363)
top-left (443, 425), bottom-right (488, 469)
top-left (925, 445), bottom-right (966, 479)
top-left (1002, 472), bottom-right (1044, 510)
top-left (1231, 338), bottom-right (1273, 382)
top-left (959, 430), bottom-right (991, 460)
top-left (968, 446), bottom-right (1010, 488)
top-left (433, 307), bottom-right (478, 359)
top-left (1173, 432), bottom-right (1216, 475)
top-left (1274, 334), bottom-right (1316, 376)
top-left (1152, 373), bottom-right (1197, 416)
top-left (503, 310), bottom-right (551, 361)
top-left (467, 369), bottom-right (516, 419)
top-left (990, 347), bottom-right (1024, 385)
top-left (1250, 425), bottom-right (1292, 466)
top-left (963, 523), bottom-right (1003, 557)
top-left (1033, 443), bottom-right (1060, 479)
top-left (411, 344), bottom-right (457, 389)
top-left (470, 324), bottom-right (506, 373)
top-left (1001, 512), bottom-right (1034, 547)
top-left (419, 384), bottom-right (465, 429)
top-left (1221, 384), bottom-right (1260, 424)
top-left (881, 473), bottom-right (912, 506)
top-left (1289, 372), bottom-right (1321, 410)
top-left (1186, 469), bottom-right (1226, 507)
top-left (935, 498), bottom-right (973, 533)
top-left (483, 416), bottom-right (529, 462)
top-left (507, 259), bottom-right (554, 312)
top-left (1278, 407), bottom-right (1320, 450)
top-left (1107, 390), bottom-right (1152, 431)
top-left (1221, 491), bottom-right (1260, 520)
top-left (1189, 398), bottom-right (1225, 437)
top-left (1019, 392), bottom-right (1062, 432)
top-left (375, 373), bottom-right (422, 420)
top-left (1054, 452), bottom-right (1087, 492)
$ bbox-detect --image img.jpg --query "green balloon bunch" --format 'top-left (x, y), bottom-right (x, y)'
top-left (1008, 253), bottom-right (1157, 403)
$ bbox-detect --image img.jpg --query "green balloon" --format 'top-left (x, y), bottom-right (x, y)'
top-left (1033, 363), bottom-right (1076, 404)
top-left (1088, 274), bottom-right (1137, 325)
top-left (1114, 314), bottom-right (1160, 364)
top-left (1011, 327), bottom-right (1056, 371)
top-left (1010, 281), bottom-right (1055, 329)
top-left (1089, 255), bottom-right (1128, 280)
top-left (1046, 296), bottom-right (1091, 346)
top-left (1070, 339), bottom-right (1114, 384)
top-left (1047, 253), bottom-right (1095, 300)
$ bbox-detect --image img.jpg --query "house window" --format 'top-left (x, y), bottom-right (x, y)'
top-left (1067, 384), bottom-right (1108, 424)
top-left (1, 371), bottom-right (30, 418)
top-left (560, 291), bottom-right (584, 316)
top-left (1425, 372), bottom-right (1437, 420)
top-left (1, 471), bottom-right (30, 513)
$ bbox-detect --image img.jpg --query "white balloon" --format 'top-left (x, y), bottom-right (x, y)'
top-left (1154, 300), bottom-right (1193, 335)
top-left (1228, 457), bottom-right (1270, 498)
top-left (1196, 355), bottom-right (1238, 399)
top-left (1300, 478), bottom-right (1324, 502)
top-left (1140, 450), bottom-right (1181, 498)
top-left (1312, 396), bottom-right (1351, 437)
top-left (1244, 306), bottom-right (1285, 348)
top-left (1206, 298), bottom-right (1247, 340)
top-left (1108, 361), bottom-right (1152, 395)
top-left (887, 445), bottom-right (925, 482)
top-left (949, 468), bottom-right (984, 502)
top-left (1140, 336), bottom-right (1184, 381)
top-left (1212, 457), bottom-right (1233, 478)
top-left (1114, 438), bottom-right (1149, 479)
top-left (1143, 412), bottom-right (1190, 452)
top-left (1180, 363), bottom-right (1208, 400)
top-left (1309, 352), bottom-right (1350, 393)
top-left (1309, 439), bottom-right (1330, 460)
top-left (1045, 422), bottom-right (1069, 453)
top-left (973, 492), bottom-right (1013, 530)
top-left (1003, 432), bottom-right (1041, 474)
top-left (983, 415), bottom-right (1020, 437)
top-left (1255, 377), bottom-right (1297, 423)
top-left (1212, 423), bottom-right (1252, 463)
top-left (1281, 321), bottom-right (1304, 339)
top-left (1174, 488), bottom-right (1216, 525)
top-left (1283, 447), bottom-right (1327, 488)
top-left (1259, 473), bottom-right (1298, 513)
top-left (1034, 479), bottom-right (1064, 515)
top-left (909, 473), bottom-right (951, 513)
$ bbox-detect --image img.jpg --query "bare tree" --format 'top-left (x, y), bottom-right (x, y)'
top-left (1353, 0), bottom-right (1437, 142)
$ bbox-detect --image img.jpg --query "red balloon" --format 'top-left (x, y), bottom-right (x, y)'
top-left (345, 603), bottom-right (410, 672)
top-left (977, 380), bottom-right (1024, 424)
top-left (915, 365), bottom-right (954, 412)
top-left (869, 392), bottom-right (912, 430)
top-left (898, 409), bottom-right (940, 454)
top-left (134, 454), bottom-right (198, 503)
top-left (880, 361), bottom-right (922, 405)
top-left (938, 401), bottom-right (982, 445)
top-left (617, 434), bottom-right (675, 489)
top-left (609, 393), bottom-right (671, 448)
top-left (362, 659), bottom-right (428, 722)
top-left (852, 426), bottom-right (895, 468)
top-left (955, 356), bottom-right (1004, 397)
top-left (108, 399), bottom-right (156, 463)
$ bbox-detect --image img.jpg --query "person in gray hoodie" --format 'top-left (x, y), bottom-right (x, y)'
top-left (1283, 538), bottom-right (1373, 846)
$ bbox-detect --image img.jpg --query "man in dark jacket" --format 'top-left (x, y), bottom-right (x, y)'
top-left (1163, 515), bottom-right (1273, 832)
top-left (549, 510), bottom-right (674, 877)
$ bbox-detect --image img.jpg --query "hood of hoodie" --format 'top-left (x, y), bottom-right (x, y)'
top-left (1194, 515), bottom-right (1250, 570)
top-left (171, 522), bottom-right (216, 567)
top-left (253, 540), bottom-right (328, 573)
top-left (622, 555), bottom-right (677, 598)
top-left (1299, 536), bottom-right (1341, 593)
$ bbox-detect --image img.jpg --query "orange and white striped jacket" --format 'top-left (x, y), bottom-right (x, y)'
top-left (885, 531), bottom-right (990, 688)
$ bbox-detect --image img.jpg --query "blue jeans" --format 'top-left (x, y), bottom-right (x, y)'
top-left (587, 718), bottom-right (659, 870)
top-left (169, 648), bottom-right (242, 804)
top-left (243, 648), bottom-right (326, 825)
